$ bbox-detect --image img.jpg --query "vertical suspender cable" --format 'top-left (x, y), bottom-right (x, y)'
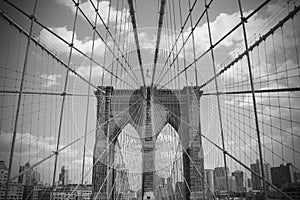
top-left (237, 0), bottom-right (267, 199)
top-left (178, 0), bottom-right (189, 86)
top-left (4, 0), bottom-right (38, 199)
top-left (52, 0), bottom-right (80, 190)
top-left (188, 0), bottom-right (199, 86)
top-left (101, 0), bottom-right (112, 86)
top-left (80, 1), bottom-right (101, 199)
top-left (204, 0), bottom-right (229, 195)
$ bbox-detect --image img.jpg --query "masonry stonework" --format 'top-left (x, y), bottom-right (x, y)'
top-left (92, 86), bottom-right (204, 200)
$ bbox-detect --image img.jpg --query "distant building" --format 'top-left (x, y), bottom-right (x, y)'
top-left (75, 184), bottom-right (93, 200)
top-left (31, 185), bottom-right (55, 200)
top-left (0, 161), bottom-right (8, 185)
top-left (51, 190), bottom-right (77, 200)
top-left (247, 178), bottom-right (252, 191)
top-left (214, 176), bottom-right (237, 194)
top-left (281, 183), bottom-right (300, 200)
top-left (18, 162), bottom-right (40, 185)
top-left (213, 167), bottom-right (229, 179)
top-left (121, 190), bottom-right (136, 200)
top-left (213, 166), bottom-right (234, 194)
top-left (175, 182), bottom-right (186, 199)
top-left (32, 184), bottom-right (93, 200)
top-left (58, 166), bottom-right (69, 186)
top-left (271, 163), bottom-right (295, 189)
top-left (232, 170), bottom-right (246, 192)
top-left (0, 161), bottom-right (24, 200)
top-left (295, 172), bottom-right (300, 183)
top-left (23, 185), bottom-right (35, 200)
top-left (250, 159), bottom-right (272, 191)
top-left (0, 183), bottom-right (24, 200)
top-left (204, 169), bottom-right (214, 199)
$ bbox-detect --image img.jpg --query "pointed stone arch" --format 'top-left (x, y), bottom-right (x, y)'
top-left (92, 86), bottom-right (204, 200)
top-left (114, 123), bottom-right (143, 194)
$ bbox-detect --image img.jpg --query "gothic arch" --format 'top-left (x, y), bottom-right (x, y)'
top-left (92, 86), bottom-right (204, 200)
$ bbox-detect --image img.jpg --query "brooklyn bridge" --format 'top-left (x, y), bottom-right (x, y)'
top-left (0, 0), bottom-right (299, 199)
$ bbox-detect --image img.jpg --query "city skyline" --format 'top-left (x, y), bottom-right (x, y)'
top-left (0, 0), bottom-right (299, 199)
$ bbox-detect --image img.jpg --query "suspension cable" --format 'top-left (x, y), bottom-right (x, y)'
top-left (127, 0), bottom-right (146, 86)
top-left (2, 0), bottom-right (136, 89)
top-left (160, 0), bottom-right (291, 89)
top-left (151, 0), bottom-right (166, 87)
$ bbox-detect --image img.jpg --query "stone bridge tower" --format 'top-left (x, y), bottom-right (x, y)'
top-left (92, 86), bottom-right (204, 200)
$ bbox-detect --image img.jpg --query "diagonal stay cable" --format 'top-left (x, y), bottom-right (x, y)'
top-left (155, 0), bottom-right (200, 84)
top-left (70, 92), bottom-right (145, 198)
top-left (167, 103), bottom-right (294, 200)
top-left (156, 0), bottom-right (199, 82)
top-left (127, 0), bottom-right (146, 87)
top-left (151, 0), bottom-right (166, 87)
top-left (199, 3), bottom-right (300, 90)
top-left (159, 0), bottom-right (273, 89)
top-left (8, 91), bottom-right (145, 183)
top-left (2, 0), bottom-right (136, 89)
top-left (87, 0), bottom-right (142, 86)
top-left (0, 8), bottom-right (101, 92)
top-left (156, 0), bottom-right (214, 86)
top-left (72, 0), bottom-right (141, 87)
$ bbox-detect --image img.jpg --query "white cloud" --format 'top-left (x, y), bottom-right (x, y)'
top-left (38, 26), bottom-right (105, 55)
top-left (0, 131), bottom-right (83, 183)
top-left (0, 131), bottom-right (56, 158)
top-left (56, 0), bottom-right (130, 26)
top-left (40, 74), bottom-right (62, 88)
top-left (73, 65), bottom-right (104, 79)
top-left (0, 131), bottom-right (80, 162)
top-left (179, 2), bottom-right (299, 58)
top-left (180, 11), bottom-right (251, 54)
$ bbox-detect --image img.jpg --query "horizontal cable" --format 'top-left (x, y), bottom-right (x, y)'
top-left (72, 0), bottom-right (141, 87)
top-left (155, 0), bottom-right (199, 83)
top-left (159, 0), bottom-right (274, 88)
top-left (199, 4), bottom-right (300, 90)
top-left (0, 8), bottom-right (102, 93)
top-left (8, 91), bottom-right (144, 182)
top-left (2, 0), bottom-right (136, 89)
top-left (0, 90), bottom-right (95, 97)
top-left (166, 106), bottom-right (294, 200)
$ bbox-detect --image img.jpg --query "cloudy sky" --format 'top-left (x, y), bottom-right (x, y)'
top-left (0, 0), bottom-right (300, 192)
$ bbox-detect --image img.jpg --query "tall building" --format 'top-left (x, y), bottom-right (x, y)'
top-left (0, 161), bottom-right (8, 185)
top-left (250, 159), bottom-right (272, 191)
top-left (213, 167), bottom-right (229, 179)
top-left (232, 170), bottom-right (246, 192)
top-left (214, 176), bottom-right (237, 194)
top-left (271, 163), bottom-right (295, 188)
top-left (18, 162), bottom-right (40, 185)
top-left (213, 166), bottom-right (229, 194)
top-left (0, 183), bottom-right (24, 200)
top-left (58, 166), bottom-right (69, 186)
top-left (247, 178), bottom-right (252, 191)
top-left (115, 164), bottom-right (130, 196)
top-left (204, 169), bottom-right (214, 199)
top-left (0, 161), bottom-right (24, 200)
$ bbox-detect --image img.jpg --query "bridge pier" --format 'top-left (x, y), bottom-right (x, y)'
top-left (142, 86), bottom-right (155, 199)
top-left (92, 86), bottom-right (204, 200)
